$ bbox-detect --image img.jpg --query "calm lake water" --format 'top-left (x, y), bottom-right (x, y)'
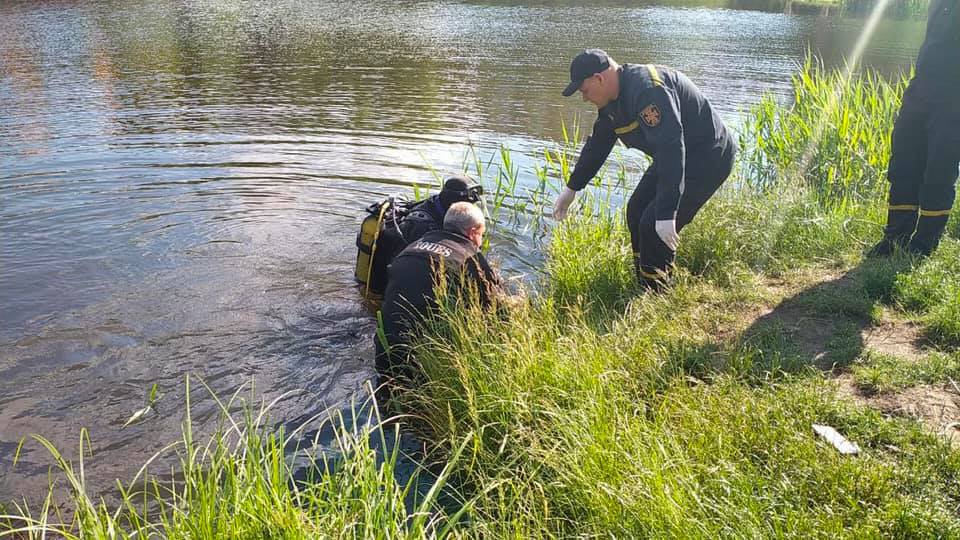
top-left (0, 0), bottom-right (926, 502)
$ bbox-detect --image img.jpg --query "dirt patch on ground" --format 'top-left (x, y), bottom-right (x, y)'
top-left (754, 270), bottom-right (957, 445)
top-left (754, 269), bottom-right (931, 362)
top-left (837, 376), bottom-right (960, 447)
top-left (862, 319), bottom-right (927, 361)
top-left (705, 274), bottom-right (819, 344)
top-left (718, 269), bottom-right (958, 447)
top-left (743, 270), bottom-right (877, 370)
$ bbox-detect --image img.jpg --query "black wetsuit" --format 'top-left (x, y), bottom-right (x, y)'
top-left (567, 64), bottom-right (737, 285)
top-left (877, 0), bottom-right (960, 256)
top-left (375, 229), bottom-right (500, 376)
top-left (399, 195), bottom-right (446, 243)
top-left (364, 195), bottom-right (447, 296)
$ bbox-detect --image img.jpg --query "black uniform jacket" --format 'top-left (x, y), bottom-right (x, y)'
top-left (913, 0), bottom-right (959, 105)
top-left (567, 64), bottom-right (730, 221)
top-left (381, 229), bottom-right (500, 341)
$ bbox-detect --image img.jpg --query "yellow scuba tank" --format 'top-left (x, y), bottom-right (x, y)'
top-left (355, 199), bottom-right (391, 295)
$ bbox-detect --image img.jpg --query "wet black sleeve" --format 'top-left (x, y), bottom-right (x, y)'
top-left (567, 115), bottom-right (617, 191)
top-left (637, 86), bottom-right (685, 221)
top-left (464, 253), bottom-right (502, 307)
top-left (399, 214), bottom-right (438, 245)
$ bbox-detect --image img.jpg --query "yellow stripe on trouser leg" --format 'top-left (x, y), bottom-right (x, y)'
top-left (919, 208), bottom-right (951, 217)
top-left (888, 204), bottom-right (919, 211)
top-left (638, 269), bottom-right (661, 280)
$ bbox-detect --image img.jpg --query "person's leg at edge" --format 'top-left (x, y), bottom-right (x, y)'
top-left (908, 109), bottom-right (960, 256)
top-left (870, 87), bottom-right (927, 256)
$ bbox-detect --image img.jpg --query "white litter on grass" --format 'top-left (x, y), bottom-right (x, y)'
top-left (812, 424), bottom-right (860, 455)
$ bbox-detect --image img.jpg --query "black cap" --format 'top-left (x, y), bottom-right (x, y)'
top-left (562, 49), bottom-right (611, 97)
top-left (439, 174), bottom-right (473, 208)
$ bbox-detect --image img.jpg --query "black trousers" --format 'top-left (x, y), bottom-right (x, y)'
top-left (374, 320), bottom-right (410, 377)
top-left (373, 322), bottom-right (415, 404)
top-left (626, 138), bottom-right (736, 286)
top-left (883, 83), bottom-right (960, 255)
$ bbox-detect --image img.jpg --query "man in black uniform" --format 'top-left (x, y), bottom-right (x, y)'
top-left (869, 0), bottom-right (959, 257)
top-left (553, 49), bottom-right (736, 289)
top-left (375, 201), bottom-right (501, 377)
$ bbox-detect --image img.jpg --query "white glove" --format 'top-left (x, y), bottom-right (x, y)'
top-left (655, 219), bottom-right (679, 251)
top-left (553, 187), bottom-right (577, 221)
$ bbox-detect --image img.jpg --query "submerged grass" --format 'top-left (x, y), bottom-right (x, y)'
top-left (4, 58), bottom-right (960, 537)
top-left (1, 378), bottom-right (470, 539)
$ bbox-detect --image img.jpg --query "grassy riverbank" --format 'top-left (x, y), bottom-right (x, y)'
top-left (4, 61), bottom-right (960, 538)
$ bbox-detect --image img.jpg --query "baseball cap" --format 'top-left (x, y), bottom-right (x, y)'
top-left (562, 49), bottom-right (611, 97)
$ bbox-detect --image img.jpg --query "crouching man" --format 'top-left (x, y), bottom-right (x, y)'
top-left (375, 201), bottom-right (502, 380)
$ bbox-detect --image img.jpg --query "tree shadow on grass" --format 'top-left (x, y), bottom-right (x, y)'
top-left (736, 255), bottom-right (920, 379)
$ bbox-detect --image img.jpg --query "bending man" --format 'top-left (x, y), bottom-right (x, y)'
top-left (553, 49), bottom-right (736, 289)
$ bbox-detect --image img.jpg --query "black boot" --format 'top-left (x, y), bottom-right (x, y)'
top-left (868, 238), bottom-right (900, 257)
top-left (868, 206), bottom-right (919, 257)
top-left (907, 212), bottom-right (949, 257)
top-left (634, 255), bottom-right (668, 292)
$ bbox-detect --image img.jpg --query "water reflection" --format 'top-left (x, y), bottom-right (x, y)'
top-left (0, 0), bottom-right (926, 503)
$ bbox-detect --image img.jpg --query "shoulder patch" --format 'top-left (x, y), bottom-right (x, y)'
top-left (641, 104), bottom-right (661, 128)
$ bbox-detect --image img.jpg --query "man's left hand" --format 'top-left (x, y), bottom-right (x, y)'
top-left (553, 187), bottom-right (576, 221)
top-left (655, 219), bottom-right (679, 251)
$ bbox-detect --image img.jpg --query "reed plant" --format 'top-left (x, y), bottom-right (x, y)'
top-left (842, 0), bottom-right (930, 16)
top-left (739, 55), bottom-right (906, 206)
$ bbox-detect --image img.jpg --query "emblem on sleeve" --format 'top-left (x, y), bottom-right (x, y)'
top-left (641, 104), bottom-right (661, 127)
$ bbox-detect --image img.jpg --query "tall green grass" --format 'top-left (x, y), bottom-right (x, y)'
top-left (407, 273), bottom-right (960, 537)
top-left (739, 56), bottom-right (906, 205)
top-left (1, 378), bottom-right (469, 539)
